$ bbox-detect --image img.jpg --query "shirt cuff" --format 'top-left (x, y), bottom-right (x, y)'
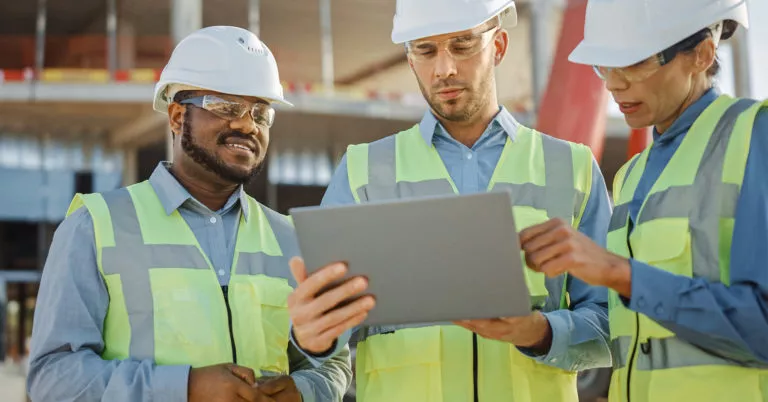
top-left (289, 325), bottom-right (348, 368)
top-left (624, 259), bottom-right (680, 322)
top-left (152, 364), bottom-right (191, 402)
top-left (291, 374), bottom-right (314, 402)
top-left (517, 310), bottom-right (570, 367)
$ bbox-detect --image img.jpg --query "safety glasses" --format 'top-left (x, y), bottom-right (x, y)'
top-left (405, 26), bottom-right (499, 63)
top-left (593, 25), bottom-right (716, 83)
top-left (179, 95), bottom-right (276, 128)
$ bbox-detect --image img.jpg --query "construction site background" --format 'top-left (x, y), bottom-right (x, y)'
top-left (1, 0), bottom-right (767, 400)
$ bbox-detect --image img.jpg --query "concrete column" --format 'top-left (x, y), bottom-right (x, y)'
top-left (319, 0), bottom-right (335, 94)
top-left (249, 0), bottom-right (260, 36)
top-left (122, 147), bottom-right (138, 186)
top-left (107, 0), bottom-right (118, 79)
top-left (35, 0), bottom-right (47, 78)
top-left (529, 0), bottom-right (551, 114)
top-left (730, 27), bottom-right (752, 98)
top-left (171, 0), bottom-right (203, 44)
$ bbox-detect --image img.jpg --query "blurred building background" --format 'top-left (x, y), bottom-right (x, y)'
top-left (0, 0), bottom-right (765, 399)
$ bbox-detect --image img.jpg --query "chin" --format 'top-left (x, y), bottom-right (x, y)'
top-left (624, 115), bottom-right (653, 130)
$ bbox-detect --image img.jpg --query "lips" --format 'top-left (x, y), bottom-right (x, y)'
top-left (222, 136), bottom-right (257, 154)
top-left (616, 101), bottom-right (642, 115)
top-left (436, 88), bottom-right (464, 100)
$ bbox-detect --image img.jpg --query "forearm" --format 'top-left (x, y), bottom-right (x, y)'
top-left (625, 260), bottom-right (768, 365)
top-left (289, 342), bottom-right (353, 402)
top-left (28, 349), bottom-right (189, 402)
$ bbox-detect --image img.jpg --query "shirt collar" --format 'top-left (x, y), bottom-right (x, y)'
top-left (148, 162), bottom-right (250, 220)
top-left (653, 87), bottom-right (721, 144)
top-left (418, 106), bottom-right (519, 145)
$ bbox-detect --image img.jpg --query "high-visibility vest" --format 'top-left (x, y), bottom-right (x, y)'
top-left (345, 124), bottom-right (595, 402)
top-left (66, 180), bottom-right (299, 374)
top-left (606, 95), bottom-right (768, 402)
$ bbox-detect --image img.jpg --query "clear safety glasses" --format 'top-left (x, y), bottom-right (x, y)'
top-left (592, 55), bottom-right (666, 83)
top-left (592, 25), bottom-right (717, 83)
top-left (179, 95), bottom-right (276, 128)
top-left (405, 26), bottom-right (499, 63)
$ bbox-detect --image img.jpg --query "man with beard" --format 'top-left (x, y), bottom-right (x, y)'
top-left (286, 1), bottom-right (612, 401)
top-left (27, 26), bottom-right (351, 402)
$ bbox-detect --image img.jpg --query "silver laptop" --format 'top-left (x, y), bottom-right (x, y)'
top-left (289, 191), bottom-right (532, 326)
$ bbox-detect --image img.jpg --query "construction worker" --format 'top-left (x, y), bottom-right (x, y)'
top-left (27, 26), bottom-right (350, 402)
top-left (517, 0), bottom-right (768, 401)
top-left (285, 1), bottom-right (613, 401)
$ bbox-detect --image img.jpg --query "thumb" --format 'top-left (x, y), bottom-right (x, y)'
top-left (289, 257), bottom-right (308, 284)
top-left (257, 376), bottom-right (292, 395)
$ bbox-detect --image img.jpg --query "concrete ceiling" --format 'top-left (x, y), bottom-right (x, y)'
top-left (0, 0), bottom-right (584, 148)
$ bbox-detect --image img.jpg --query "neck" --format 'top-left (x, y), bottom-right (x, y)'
top-left (169, 161), bottom-right (239, 212)
top-left (656, 79), bottom-right (711, 134)
top-left (437, 100), bottom-right (500, 148)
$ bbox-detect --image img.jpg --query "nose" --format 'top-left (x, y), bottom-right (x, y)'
top-left (433, 47), bottom-right (457, 79)
top-left (605, 69), bottom-right (630, 92)
top-left (229, 114), bottom-right (261, 137)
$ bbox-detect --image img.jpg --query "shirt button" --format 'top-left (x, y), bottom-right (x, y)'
top-left (218, 269), bottom-right (225, 276)
top-left (209, 217), bottom-right (217, 224)
top-left (637, 297), bottom-right (646, 308)
top-left (654, 304), bottom-right (665, 317)
top-left (466, 153), bottom-right (473, 160)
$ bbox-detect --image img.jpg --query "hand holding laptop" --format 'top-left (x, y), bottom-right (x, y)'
top-left (287, 257), bottom-right (376, 355)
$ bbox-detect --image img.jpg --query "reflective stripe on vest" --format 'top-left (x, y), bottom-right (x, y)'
top-left (606, 95), bottom-right (768, 402)
top-left (346, 124), bottom-right (593, 402)
top-left (66, 181), bottom-right (298, 372)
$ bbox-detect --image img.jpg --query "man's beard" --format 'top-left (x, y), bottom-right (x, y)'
top-left (180, 109), bottom-right (263, 184)
top-left (417, 71), bottom-right (493, 123)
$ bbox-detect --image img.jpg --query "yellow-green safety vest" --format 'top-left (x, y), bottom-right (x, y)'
top-left (66, 180), bottom-right (299, 374)
top-left (346, 124), bottom-right (595, 402)
top-left (606, 95), bottom-right (768, 402)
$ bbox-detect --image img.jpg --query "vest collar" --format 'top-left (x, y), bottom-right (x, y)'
top-left (417, 106), bottom-right (519, 146)
top-left (148, 162), bottom-right (250, 221)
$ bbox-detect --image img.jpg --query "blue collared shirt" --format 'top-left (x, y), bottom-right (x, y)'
top-left (27, 163), bottom-right (351, 402)
top-left (626, 88), bottom-right (768, 365)
top-left (296, 107), bottom-right (613, 372)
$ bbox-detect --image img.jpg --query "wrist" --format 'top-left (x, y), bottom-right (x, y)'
top-left (518, 312), bottom-right (552, 353)
top-left (606, 255), bottom-right (632, 298)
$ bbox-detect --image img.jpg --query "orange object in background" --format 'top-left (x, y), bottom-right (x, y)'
top-left (535, 0), bottom-right (609, 161)
top-left (627, 127), bottom-right (653, 159)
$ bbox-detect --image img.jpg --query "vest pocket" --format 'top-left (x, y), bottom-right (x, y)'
top-left (360, 326), bottom-right (443, 402)
top-left (645, 365), bottom-right (763, 402)
top-left (631, 219), bottom-right (692, 276)
top-left (230, 275), bottom-right (292, 373)
top-left (151, 270), bottom-right (231, 367)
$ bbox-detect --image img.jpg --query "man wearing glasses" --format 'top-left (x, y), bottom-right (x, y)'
top-left (286, 1), bottom-right (612, 401)
top-left (27, 26), bottom-right (350, 402)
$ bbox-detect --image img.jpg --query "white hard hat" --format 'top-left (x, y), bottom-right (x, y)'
top-left (153, 25), bottom-right (292, 113)
top-left (391, 0), bottom-right (518, 44)
top-left (569, 0), bottom-right (749, 68)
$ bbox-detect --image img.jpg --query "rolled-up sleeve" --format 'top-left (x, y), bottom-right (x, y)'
top-left (27, 207), bottom-right (190, 402)
top-left (289, 338), bottom-right (352, 402)
top-left (519, 157), bottom-right (612, 371)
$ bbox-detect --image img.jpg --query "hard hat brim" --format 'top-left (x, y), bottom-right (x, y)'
top-left (568, 40), bottom-right (664, 69)
top-left (391, 1), bottom-right (517, 44)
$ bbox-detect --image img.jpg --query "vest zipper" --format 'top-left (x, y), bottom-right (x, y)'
top-left (625, 314), bottom-right (640, 402)
top-left (473, 333), bottom-right (479, 402)
top-left (222, 286), bottom-right (238, 363)
top-left (625, 233), bottom-right (637, 402)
